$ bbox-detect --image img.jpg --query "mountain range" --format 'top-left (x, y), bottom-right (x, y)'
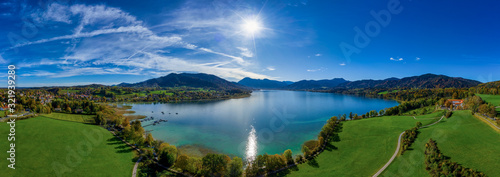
top-left (336, 74), bottom-right (481, 89)
top-left (237, 77), bottom-right (293, 89)
top-left (117, 73), bottom-right (482, 91)
top-left (238, 73), bottom-right (481, 90)
top-left (118, 73), bottom-right (247, 90)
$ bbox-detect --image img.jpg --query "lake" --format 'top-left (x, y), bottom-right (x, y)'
top-left (123, 90), bottom-right (398, 160)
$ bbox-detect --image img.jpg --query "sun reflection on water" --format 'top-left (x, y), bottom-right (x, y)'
top-left (245, 125), bottom-right (258, 162)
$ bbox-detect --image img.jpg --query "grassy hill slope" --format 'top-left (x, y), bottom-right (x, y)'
top-left (283, 112), bottom-right (442, 177)
top-left (0, 116), bottom-right (135, 177)
top-left (381, 110), bottom-right (500, 176)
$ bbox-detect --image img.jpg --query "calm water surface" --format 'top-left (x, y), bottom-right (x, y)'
top-left (124, 90), bottom-right (398, 160)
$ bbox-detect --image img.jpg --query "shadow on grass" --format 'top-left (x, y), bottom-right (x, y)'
top-left (117, 148), bottom-right (133, 153)
top-left (107, 137), bottom-right (124, 145)
top-left (268, 165), bottom-right (299, 177)
top-left (115, 145), bottom-right (129, 149)
top-left (306, 158), bottom-right (319, 168)
top-left (324, 141), bottom-right (338, 151)
top-left (106, 137), bottom-right (134, 154)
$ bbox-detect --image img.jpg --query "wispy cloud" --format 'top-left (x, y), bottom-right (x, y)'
top-left (31, 3), bottom-right (72, 23)
top-left (307, 68), bottom-right (324, 72)
top-left (236, 47), bottom-right (254, 58)
top-left (0, 54), bottom-right (5, 64)
top-left (416, 57), bottom-right (421, 61)
top-left (339, 62), bottom-right (346, 66)
top-left (20, 70), bottom-right (56, 77)
top-left (315, 53), bottom-right (321, 57)
top-left (1, 2), bottom-right (271, 83)
top-left (5, 25), bottom-right (157, 51)
top-left (266, 66), bottom-right (275, 71)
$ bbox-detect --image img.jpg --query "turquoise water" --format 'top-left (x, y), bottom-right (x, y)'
top-left (124, 90), bottom-right (398, 160)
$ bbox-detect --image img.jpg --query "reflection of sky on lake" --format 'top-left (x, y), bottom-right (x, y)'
top-left (124, 90), bottom-right (398, 160)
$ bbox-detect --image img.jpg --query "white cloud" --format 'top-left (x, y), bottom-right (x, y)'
top-left (266, 66), bottom-right (275, 71)
top-left (236, 47), bottom-right (254, 58)
top-left (416, 57), bottom-right (421, 61)
top-left (315, 53), bottom-right (321, 57)
top-left (339, 63), bottom-right (346, 66)
top-left (390, 57), bottom-right (403, 61)
top-left (307, 68), bottom-right (321, 72)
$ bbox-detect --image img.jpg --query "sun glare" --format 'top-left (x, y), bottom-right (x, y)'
top-left (242, 18), bottom-right (262, 35)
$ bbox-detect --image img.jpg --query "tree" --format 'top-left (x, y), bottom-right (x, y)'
top-left (444, 100), bottom-right (452, 109)
top-left (349, 112), bottom-right (353, 120)
top-left (227, 157), bottom-right (243, 177)
top-left (95, 112), bottom-right (107, 125)
top-left (158, 149), bottom-right (176, 167)
top-left (283, 149), bottom-right (293, 164)
top-left (416, 121), bottom-right (423, 128)
top-left (176, 154), bottom-right (189, 171)
top-left (202, 153), bottom-right (229, 176)
top-left (301, 145), bottom-right (310, 157)
top-left (266, 154), bottom-right (286, 171)
top-left (145, 133), bottom-right (154, 147)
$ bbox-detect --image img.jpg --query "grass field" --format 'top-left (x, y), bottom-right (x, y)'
top-left (0, 116), bottom-right (135, 177)
top-left (381, 110), bottom-right (500, 176)
top-left (402, 105), bottom-right (436, 116)
top-left (149, 90), bottom-right (174, 95)
top-left (477, 94), bottom-right (500, 106)
top-left (378, 90), bottom-right (400, 95)
top-left (281, 112), bottom-right (442, 177)
top-left (43, 112), bottom-right (96, 124)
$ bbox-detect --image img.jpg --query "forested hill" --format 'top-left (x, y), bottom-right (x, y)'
top-left (118, 73), bottom-right (248, 91)
top-left (336, 74), bottom-right (481, 89)
top-left (284, 78), bottom-right (348, 90)
top-left (237, 77), bottom-right (293, 89)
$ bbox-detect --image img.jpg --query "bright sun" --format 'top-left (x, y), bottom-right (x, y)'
top-left (242, 19), bottom-right (262, 35)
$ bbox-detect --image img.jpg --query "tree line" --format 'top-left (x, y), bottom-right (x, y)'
top-left (424, 139), bottom-right (486, 177)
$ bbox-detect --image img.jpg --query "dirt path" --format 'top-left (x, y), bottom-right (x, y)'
top-left (372, 116), bottom-right (444, 177)
top-left (474, 113), bottom-right (500, 130)
top-left (132, 156), bottom-right (143, 177)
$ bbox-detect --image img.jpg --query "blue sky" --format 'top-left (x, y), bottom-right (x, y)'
top-left (0, 0), bottom-right (499, 87)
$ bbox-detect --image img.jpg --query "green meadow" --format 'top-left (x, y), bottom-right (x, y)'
top-left (282, 112), bottom-right (442, 177)
top-left (0, 116), bottom-right (135, 177)
top-left (477, 94), bottom-right (500, 106)
top-left (43, 112), bottom-right (96, 124)
top-left (381, 110), bottom-right (500, 176)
